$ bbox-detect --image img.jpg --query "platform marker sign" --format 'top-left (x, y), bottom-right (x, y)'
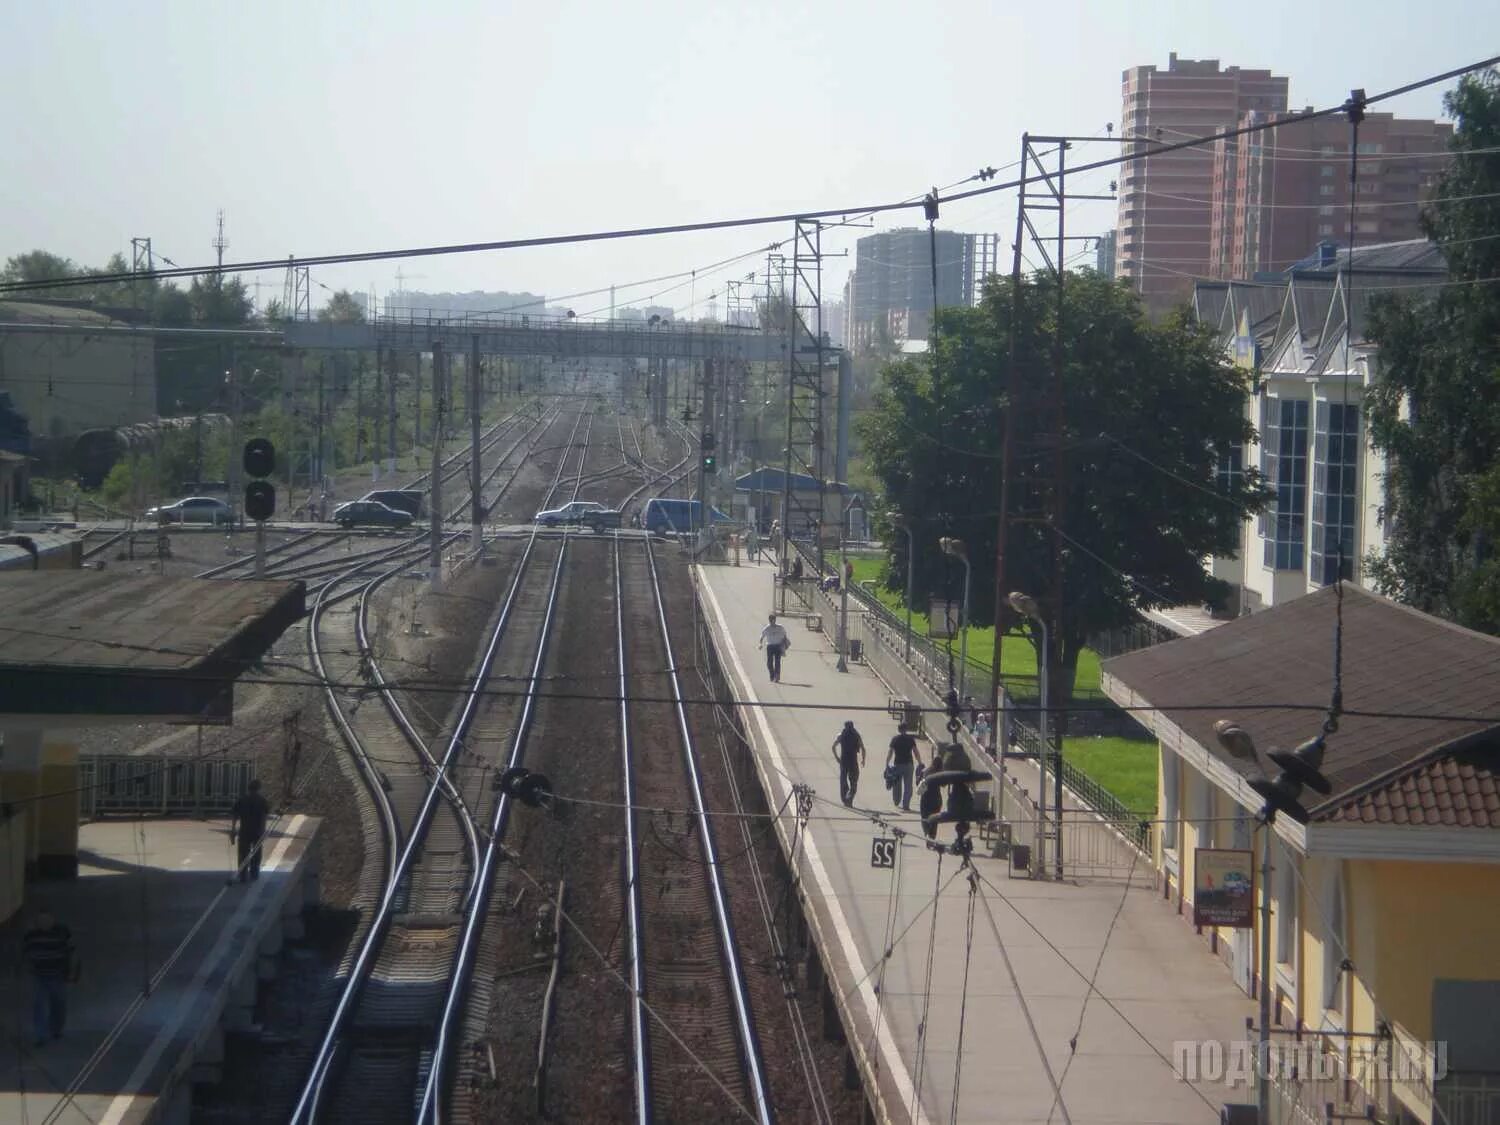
top-left (870, 836), bottom-right (896, 868)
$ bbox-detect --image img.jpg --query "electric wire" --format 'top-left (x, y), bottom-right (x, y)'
top-left (5, 55), bottom-right (1491, 297)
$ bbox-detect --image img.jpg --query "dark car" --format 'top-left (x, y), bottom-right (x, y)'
top-left (332, 500), bottom-right (415, 529)
top-left (533, 500), bottom-right (623, 532)
top-left (360, 489), bottom-right (424, 518)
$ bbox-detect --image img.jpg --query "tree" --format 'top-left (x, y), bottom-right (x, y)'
top-left (1364, 72), bottom-right (1500, 634)
top-left (859, 270), bottom-right (1265, 718)
top-left (318, 289), bottom-right (367, 324)
top-left (1, 250), bottom-right (82, 298)
top-left (188, 275), bottom-right (252, 323)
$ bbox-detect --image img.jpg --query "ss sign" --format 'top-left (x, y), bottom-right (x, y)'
top-left (870, 837), bottom-right (896, 869)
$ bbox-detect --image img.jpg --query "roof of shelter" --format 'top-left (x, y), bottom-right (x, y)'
top-left (1103, 585), bottom-right (1500, 825)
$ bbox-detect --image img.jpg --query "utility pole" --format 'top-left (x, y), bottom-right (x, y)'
top-left (429, 341), bottom-right (445, 591)
top-left (470, 336), bottom-right (483, 552)
top-left (388, 352), bottom-right (398, 474)
top-left (213, 209), bottom-right (228, 272)
top-left (315, 364), bottom-right (325, 504)
top-left (374, 346), bottom-right (384, 482)
top-left (224, 346), bottom-right (240, 541)
top-left (414, 352), bottom-right (422, 454)
top-left (355, 357), bottom-right (365, 466)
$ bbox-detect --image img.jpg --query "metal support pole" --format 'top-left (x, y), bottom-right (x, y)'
top-left (387, 350), bottom-right (398, 474)
top-left (373, 346), bottom-right (384, 482)
top-left (429, 342), bottom-right (444, 591)
top-left (254, 520), bottom-right (266, 578)
top-left (1051, 142), bottom-right (1069, 882)
top-left (836, 493), bottom-right (849, 673)
top-left (1258, 822), bottom-right (1274, 1123)
top-left (1036, 620), bottom-right (1050, 878)
top-left (470, 336), bottom-right (483, 552)
top-left (900, 525), bottom-right (914, 663)
top-left (958, 557), bottom-right (971, 704)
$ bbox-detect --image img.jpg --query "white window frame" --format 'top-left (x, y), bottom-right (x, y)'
top-left (1162, 751), bottom-right (1180, 851)
top-left (1324, 864), bottom-right (1346, 1015)
top-left (1275, 840), bottom-right (1297, 965)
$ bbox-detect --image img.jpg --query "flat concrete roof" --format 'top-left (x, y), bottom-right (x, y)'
top-left (0, 572), bottom-right (305, 723)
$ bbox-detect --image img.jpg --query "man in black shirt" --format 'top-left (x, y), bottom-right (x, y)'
top-left (23, 906), bottom-right (75, 1045)
top-left (230, 779), bottom-right (271, 882)
top-left (831, 721), bottom-right (866, 807)
top-left (885, 723), bottom-right (925, 812)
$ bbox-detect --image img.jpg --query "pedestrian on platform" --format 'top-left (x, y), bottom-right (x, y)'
top-left (974, 711), bottom-right (991, 746)
top-left (886, 723), bottom-right (925, 812)
top-left (23, 905), bottom-right (76, 1046)
top-left (745, 527), bottom-right (759, 561)
top-left (230, 778), bottom-right (271, 882)
top-left (790, 556), bottom-right (803, 582)
top-left (832, 721), bottom-right (866, 807)
top-left (758, 614), bottom-right (790, 682)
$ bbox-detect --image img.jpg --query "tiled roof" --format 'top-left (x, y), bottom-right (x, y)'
top-left (1102, 586), bottom-right (1500, 824)
top-left (1326, 744), bottom-right (1500, 826)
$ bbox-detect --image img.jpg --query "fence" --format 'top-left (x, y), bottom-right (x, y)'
top-left (79, 755), bottom-right (255, 818)
top-left (783, 540), bottom-right (1154, 878)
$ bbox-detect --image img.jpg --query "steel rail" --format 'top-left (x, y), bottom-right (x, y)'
top-left (288, 529), bottom-right (549, 1125)
top-left (192, 528), bottom-right (325, 578)
top-left (417, 535), bottom-right (569, 1124)
top-left (614, 537), bottom-right (653, 1122)
top-left (644, 538), bottom-right (772, 1125)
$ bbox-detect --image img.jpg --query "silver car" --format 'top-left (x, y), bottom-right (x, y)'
top-left (145, 496), bottom-right (232, 525)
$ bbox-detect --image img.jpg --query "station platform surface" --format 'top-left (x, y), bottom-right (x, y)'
top-left (1, 814), bottom-right (319, 1125)
top-left (698, 556), bottom-right (1255, 1124)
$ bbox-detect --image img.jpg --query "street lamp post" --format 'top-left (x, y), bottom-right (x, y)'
top-left (888, 511), bottom-right (915, 663)
top-left (835, 483), bottom-right (850, 673)
top-left (1008, 591), bottom-right (1051, 878)
top-left (940, 538), bottom-right (972, 703)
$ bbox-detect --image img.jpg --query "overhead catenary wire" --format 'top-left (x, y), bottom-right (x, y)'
top-left (4, 54), bottom-right (1493, 298)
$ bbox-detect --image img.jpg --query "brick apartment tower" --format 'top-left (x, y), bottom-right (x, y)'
top-left (1210, 110), bottom-right (1452, 278)
top-left (1116, 54), bottom-right (1289, 316)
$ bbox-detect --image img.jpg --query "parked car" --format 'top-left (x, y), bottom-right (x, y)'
top-left (642, 497), bottom-right (734, 534)
top-left (145, 496), bottom-right (232, 525)
top-left (533, 500), bottom-right (623, 532)
top-left (332, 500), bottom-right (415, 529)
top-left (359, 489), bottom-right (424, 518)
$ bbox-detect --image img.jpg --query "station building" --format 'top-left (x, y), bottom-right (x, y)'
top-left (1102, 586), bottom-right (1500, 1124)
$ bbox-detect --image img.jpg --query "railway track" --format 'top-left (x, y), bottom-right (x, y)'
top-left (290, 409), bottom-right (596, 1124)
top-left (614, 538), bottom-right (771, 1123)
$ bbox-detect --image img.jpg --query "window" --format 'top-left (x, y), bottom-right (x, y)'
top-left (1319, 205), bottom-right (1335, 216)
top-left (1319, 185), bottom-right (1335, 196)
top-left (1216, 442), bottom-right (1243, 493)
top-left (1310, 401), bottom-right (1359, 585)
top-left (1320, 165), bottom-right (1335, 177)
top-left (1262, 398), bottom-right (1309, 570)
top-left (1275, 839), bottom-right (1297, 965)
top-left (1162, 752), bottom-right (1180, 850)
top-left (1318, 224), bottom-right (1334, 235)
top-left (1356, 141), bottom-right (1384, 154)
top-left (1324, 867), bottom-right (1346, 1014)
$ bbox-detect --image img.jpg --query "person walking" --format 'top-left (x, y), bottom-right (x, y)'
top-left (758, 614), bottom-right (790, 682)
top-left (22, 906), bottom-right (76, 1046)
top-left (230, 778), bottom-right (271, 882)
top-left (886, 722), bottom-right (925, 812)
top-left (832, 721), bottom-right (866, 807)
top-left (745, 527), bottom-right (759, 562)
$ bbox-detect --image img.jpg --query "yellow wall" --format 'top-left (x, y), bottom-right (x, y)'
top-left (1362, 859), bottom-right (1500, 1041)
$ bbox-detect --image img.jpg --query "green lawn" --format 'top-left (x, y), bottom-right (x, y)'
top-left (846, 556), bottom-right (1102, 695)
top-left (1062, 735), bottom-right (1159, 816)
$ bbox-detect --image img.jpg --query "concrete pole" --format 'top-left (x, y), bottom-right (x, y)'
top-left (387, 350), bottom-right (398, 475)
top-left (1258, 824), bottom-right (1274, 1122)
top-left (470, 336), bottom-right (483, 552)
top-left (1036, 620), bottom-right (1049, 878)
top-left (429, 341), bottom-right (444, 591)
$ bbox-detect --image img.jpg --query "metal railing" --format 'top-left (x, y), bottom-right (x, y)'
top-left (78, 755), bottom-right (254, 818)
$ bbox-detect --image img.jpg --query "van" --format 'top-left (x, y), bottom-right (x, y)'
top-left (360, 489), bottom-right (425, 518)
top-left (642, 498), bottom-right (732, 534)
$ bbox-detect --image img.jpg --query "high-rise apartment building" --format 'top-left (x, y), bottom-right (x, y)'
top-left (1116, 54), bottom-right (1289, 316)
top-left (1209, 110), bottom-right (1452, 279)
top-left (843, 228), bottom-right (998, 349)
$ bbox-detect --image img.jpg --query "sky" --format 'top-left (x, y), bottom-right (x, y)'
top-left (2, 0), bottom-right (1495, 319)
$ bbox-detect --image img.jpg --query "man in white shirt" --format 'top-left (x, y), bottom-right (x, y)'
top-left (757, 613), bottom-right (790, 682)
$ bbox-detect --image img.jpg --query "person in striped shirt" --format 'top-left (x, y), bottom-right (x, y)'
top-left (23, 906), bottom-right (75, 1046)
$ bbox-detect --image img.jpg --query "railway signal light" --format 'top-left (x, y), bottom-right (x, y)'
top-left (243, 437), bottom-right (274, 479)
top-left (244, 480), bottom-right (275, 522)
top-left (702, 454), bottom-right (717, 474)
top-left (242, 438), bottom-right (276, 523)
top-left (701, 431), bottom-right (715, 451)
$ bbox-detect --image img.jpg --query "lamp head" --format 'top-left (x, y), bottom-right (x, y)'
top-left (1213, 719), bottom-right (1258, 760)
top-left (1007, 591), bottom-right (1040, 620)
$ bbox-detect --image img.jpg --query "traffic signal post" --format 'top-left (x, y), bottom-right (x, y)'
top-left (243, 437), bottom-right (276, 578)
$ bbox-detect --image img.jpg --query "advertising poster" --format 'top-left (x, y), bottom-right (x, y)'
top-left (1193, 848), bottom-right (1254, 928)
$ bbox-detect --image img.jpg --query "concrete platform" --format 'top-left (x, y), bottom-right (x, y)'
top-left (698, 557), bottom-right (1256, 1124)
top-left (0, 814), bottom-right (320, 1125)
